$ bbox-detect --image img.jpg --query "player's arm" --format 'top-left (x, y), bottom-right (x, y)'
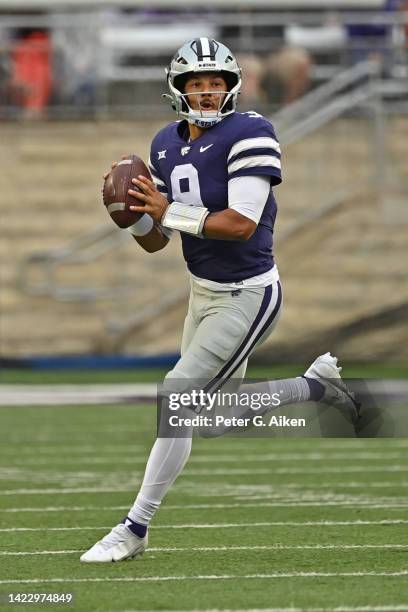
top-left (202, 175), bottom-right (271, 241)
top-left (202, 116), bottom-right (283, 241)
top-left (129, 152), bottom-right (173, 253)
top-left (129, 175), bottom-right (270, 242)
top-left (202, 209), bottom-right (256, 241)
top-left (127, 221), bottom-right (170, 253)
top-left (130, 118), bottom-right (282, 241)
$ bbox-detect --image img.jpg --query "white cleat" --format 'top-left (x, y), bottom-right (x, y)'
top-left (304, 352), bottom-right (360, 424)
top-left (80, 523), bottom-right (147, 563)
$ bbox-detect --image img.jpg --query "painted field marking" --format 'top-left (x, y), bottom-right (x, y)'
top-left (2, 481), bottom-right (408, 496)
top-left (181, 466), bottom-right (408, 475)
top-left (4, 452), bottom-right (408, 465)
top-left (1, 378), bottom-right (407, 406)
top-left (1, 571), bottom-right (408, 585)
top-left (2, 440), bottom-right (408, 454)
top-left (231, 498), bottom-right (408, 507)
top-left (1, 520), bottom-right (408, 532)
top-left (122, 607), bottom-right (408, 612)
top-left (1, 465), bottom-right (408, 481)
top-left (2, 543), bottom-right (408, 556)
top-left (0, 487), bottom-right (130, 496)
top-left (2, 499), bottom-right (408, 514)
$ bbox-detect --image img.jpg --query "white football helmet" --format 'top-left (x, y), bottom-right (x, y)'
top-left (164, 37), bottom-right (241, 128)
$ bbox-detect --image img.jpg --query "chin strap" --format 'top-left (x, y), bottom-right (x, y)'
top-left (188, 114), bottom-right (223, 128)
top-left (161, 202), bottom-right (209, 237)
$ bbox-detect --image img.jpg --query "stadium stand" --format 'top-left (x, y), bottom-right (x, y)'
top-left (1, 111), bottom-right (407, 361)
top-left (0, 3), bottom-right (407, 364)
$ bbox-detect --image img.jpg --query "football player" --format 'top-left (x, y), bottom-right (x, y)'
top-left (81, 38), bottom-right (359, 563)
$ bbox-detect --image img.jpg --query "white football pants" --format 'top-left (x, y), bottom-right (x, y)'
top-left (128, 278), bottom-right (283, 525)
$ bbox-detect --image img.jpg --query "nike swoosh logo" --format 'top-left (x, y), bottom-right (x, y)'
top-left (199, 144), bottom-right (214, 153)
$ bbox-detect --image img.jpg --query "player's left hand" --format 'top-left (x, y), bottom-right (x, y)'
top-left (128, 176), bottom-right (169, 223)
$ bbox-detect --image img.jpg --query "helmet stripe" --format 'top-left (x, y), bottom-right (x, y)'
top-left (192, 37), bottom-right (216, 61)
top-left (193, 38), bottom-right (203, 60)
top-left (208, 39), bottom-right (216, 60)
top-left (200, 37), bottom-right (211, 58)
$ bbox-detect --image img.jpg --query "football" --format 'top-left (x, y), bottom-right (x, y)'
top-left (102, 154), bottom-right (152, 228)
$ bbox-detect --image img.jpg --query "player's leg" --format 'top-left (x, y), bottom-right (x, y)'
top-left (123, 283), bottom-right (268, 532)
top-left (80, 288), bottom-right (199, 563)
top-left (122, 304), bottom-right (200, 545)
top-left (194, 284), bottom-right (359, 435)
top-left (128, 280), bottom-right (359, 532)
top-left (80, 281), bottom-right (282, 562)
top-left (80, 281), bottom-right (356, 562)
top-left (187, 282), bottom-right (319, 437)
top-left (233, 318), bottom-right (360, 426)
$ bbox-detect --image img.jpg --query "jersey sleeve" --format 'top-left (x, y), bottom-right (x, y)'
top-left (148, 144), bottom-right (169, 198)
top-left (227, 114), bottom-right (282, 186)
top-left (148, 142), bottom-right (173, 240)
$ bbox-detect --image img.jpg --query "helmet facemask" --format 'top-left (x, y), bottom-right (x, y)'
top-left (168, 75), bottom-right (240, 128)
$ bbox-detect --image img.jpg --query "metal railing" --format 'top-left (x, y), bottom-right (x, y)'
top-left (17, 225), bottom-right (131, 301)
top-left (1, 9), bottom-right (407, 118)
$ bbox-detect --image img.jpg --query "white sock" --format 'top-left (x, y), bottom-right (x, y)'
top-left (128, 436), bottom-right (192, 526)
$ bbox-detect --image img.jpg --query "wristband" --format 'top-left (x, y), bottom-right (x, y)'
top-left (126, 214), bottom-right (154, 237)
top-left (161, 202), bottom-right (209, 236)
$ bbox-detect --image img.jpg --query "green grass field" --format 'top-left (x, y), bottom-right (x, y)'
top-left (1, 369), bottom-right (408, 611)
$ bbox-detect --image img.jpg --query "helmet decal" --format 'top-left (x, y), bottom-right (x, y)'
top-left (190, 38), bottom-right (218, 62)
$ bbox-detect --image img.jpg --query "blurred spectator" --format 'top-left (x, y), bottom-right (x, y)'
top-left (52, 11), bottom-right (106, 110)
top-left (262, 47), bottom-right (312, 105)
top-left (10, 29), bottom-right (52, 118)
top-left (237, 47), bottom-right (312, 109)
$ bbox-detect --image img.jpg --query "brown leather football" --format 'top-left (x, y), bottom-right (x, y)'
top-left (102, 154), bottom-right (152, 228)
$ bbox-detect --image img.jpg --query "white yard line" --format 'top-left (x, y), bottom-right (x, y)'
top-left (0, 487), bottom-right (130, 495)
top-left (1, 520), bottom-right (408, 532)
top-left (183, 466), bottom-right (408, 475)
top-left (2, 544), bottom-right (408, 556)
top-left (2, 379), bottom-right (407, 406)
top-left (229, 482), bottom-right (408, 489)
top-left (0, 549), bottom-right (83, 556)
top-left (2, 500), bottom-right (408, 513)
top-left (1, 571), bottom-right (408, 585)
top-left (0, 481), bottom-right (408, 497)
top-left (4, 452), bottom-right (408, 465)
top-left (0, 466), bottom-right (407, 481)
top-left (229, 502), bottom-right (408, 508)
top-left (2, 440), bottom-right (408, 450)
top-left (0, 505), bottom-right (131, 513)
top-left (0, 445), bottom-right (148, 455)
top-left (0, 384), bottom-right (157, 406)
top-left (122, 607), bottom-right (408, 612)
top-left (1, 379), bottom-right (407, 406)
top-left (2, 481), bottom-right (408, 496)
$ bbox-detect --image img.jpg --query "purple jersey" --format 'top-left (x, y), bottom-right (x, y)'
top-left (149, 111), bottom-right (282, 283)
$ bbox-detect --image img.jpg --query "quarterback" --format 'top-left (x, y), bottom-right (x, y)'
top-left (81, 38), bottom-right (359, 562)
